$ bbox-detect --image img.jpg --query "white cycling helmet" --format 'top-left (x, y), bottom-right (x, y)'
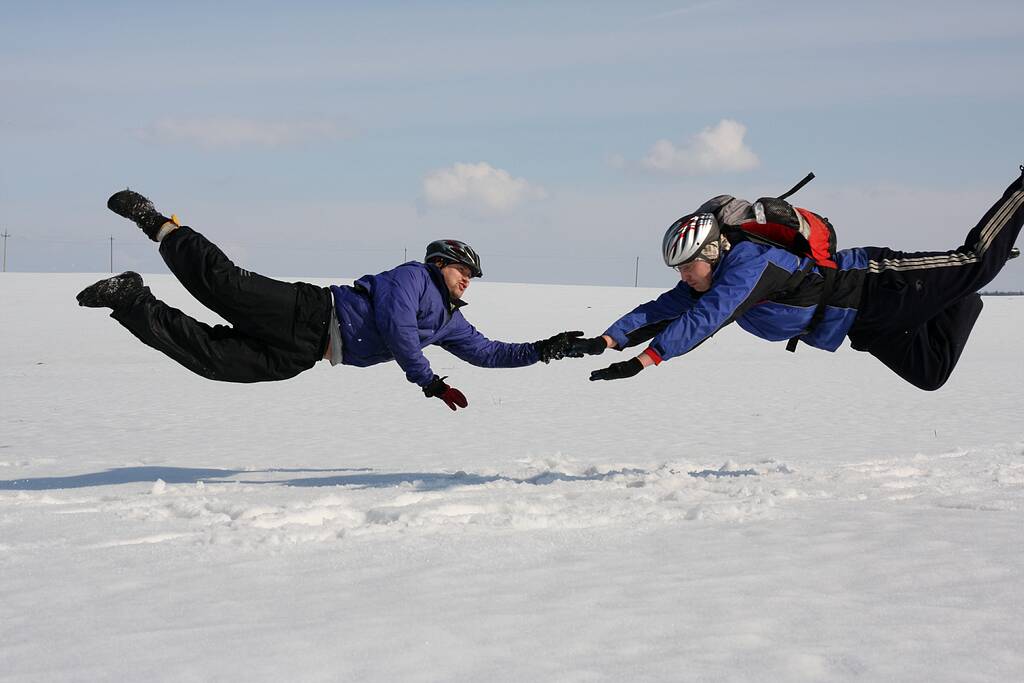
top-left (661, 212), bottom-right (721, 267)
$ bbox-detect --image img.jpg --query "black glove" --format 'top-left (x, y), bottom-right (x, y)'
top-left (422, 375), bottom-right (468, 411)
top-left (589, 358), bottom-right (644, 382)
top-left (533, 330), bottom-right (585, 363)
top-left (568, 336), bottom-right (608, 357)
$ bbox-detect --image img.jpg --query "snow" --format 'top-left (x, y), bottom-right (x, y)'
top-left (2, 272), bottom-right (1023, 681)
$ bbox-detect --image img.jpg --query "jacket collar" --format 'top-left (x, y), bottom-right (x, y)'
top-left (424, 262), bottom-right (468, 311)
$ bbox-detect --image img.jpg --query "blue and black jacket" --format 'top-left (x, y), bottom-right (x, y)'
top-left (330, 262), bottom-right (539, 386)
top-left (604, 238), bottom-right (869, 362)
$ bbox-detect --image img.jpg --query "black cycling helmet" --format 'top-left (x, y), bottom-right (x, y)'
top-left (424, 239), bottom-right (483, 278)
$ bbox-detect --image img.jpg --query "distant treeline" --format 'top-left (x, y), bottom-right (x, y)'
top-left (980, 291), bottom-right (1024, 296)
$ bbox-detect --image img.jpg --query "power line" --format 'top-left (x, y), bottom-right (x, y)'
top-left (3, 235), bottom-right (109, 245)
top-left (1, 232), bottom-right (662, 286)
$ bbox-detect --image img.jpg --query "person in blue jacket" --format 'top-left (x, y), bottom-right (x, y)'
top-left (77, 190), bottom-right (584, 411)
top-left (571, 168), bottom-right (1024, 391)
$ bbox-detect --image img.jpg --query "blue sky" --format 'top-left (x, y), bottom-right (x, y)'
top-left (2, 0), bottom-right (1023, 288)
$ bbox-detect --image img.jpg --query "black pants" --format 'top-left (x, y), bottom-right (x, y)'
top-left (848, 171), bottom-right (1024, 390)
top-left (111, 226), bottom-right (332, 383)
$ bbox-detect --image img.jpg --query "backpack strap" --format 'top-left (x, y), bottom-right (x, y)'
top-left (777, 172), bottom-right (815, 201)
top-left (786, 264), bottom-right (837, 352)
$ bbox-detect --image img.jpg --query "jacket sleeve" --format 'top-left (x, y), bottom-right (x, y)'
top-left (603, 283), bottom-right (695, 349)
top-left (647, 247), bottom-right (790, 361)
top-left (371, 268), bottom-right (436, 386)
top-left (438, 314), bottom-right (540, 368)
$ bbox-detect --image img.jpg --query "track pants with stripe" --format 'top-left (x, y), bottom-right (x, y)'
top-left (111, 226), bottom-right (333, 383)
top-left (848, 170), bottom-right (1024, 390)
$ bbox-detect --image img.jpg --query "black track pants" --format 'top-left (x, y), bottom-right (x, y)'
top-left (111, 227), bottom-right (332, 383)
top-left (848, 171), bottom-right (1024, 390)
top-left (857, 293), bottom-right (983, 391)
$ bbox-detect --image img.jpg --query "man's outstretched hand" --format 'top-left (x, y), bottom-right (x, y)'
top-left (533, 330), bottom-right (585, 363)
top-left (568, 336), bottom-right (609, 357)
top-left (589, 358), bottom-right (644, 382)
top-left (422, 375), bottom-right (468, 411)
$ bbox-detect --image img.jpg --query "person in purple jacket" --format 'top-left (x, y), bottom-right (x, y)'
top-left (570, 168), bottom-right (1023, 391)
top-left (77, 190), bottom-right (584, 411)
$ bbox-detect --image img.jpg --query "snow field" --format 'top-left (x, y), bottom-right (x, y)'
top-left (2, 272), bottom-right (1023, 681)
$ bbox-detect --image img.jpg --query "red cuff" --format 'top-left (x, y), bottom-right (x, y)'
top-left (643, 347), bottom-right (663, 365)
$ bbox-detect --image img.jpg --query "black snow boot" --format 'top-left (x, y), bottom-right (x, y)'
top-left (1010, 247), bottom-right (1020, 261)
top-left (107, 189), bottom-right (174, 241)
top-left (76, 271), bottom-right (145, 309)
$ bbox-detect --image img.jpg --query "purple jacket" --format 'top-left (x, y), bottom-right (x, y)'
top-left (603, 240), bottom-right (868, 360)
top-left (330, 262), bottom-right (539, 386)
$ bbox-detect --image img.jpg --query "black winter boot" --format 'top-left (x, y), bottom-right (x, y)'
top-left (76, 271), bottom-right (145, 309)
top-left (107, 189), bottom-right (174, 241)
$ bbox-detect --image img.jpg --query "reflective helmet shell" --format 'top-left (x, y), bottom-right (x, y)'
top-left (424, 239), bottom-right (483, 278)
top-left (662, 213), bottom-right (720, 267)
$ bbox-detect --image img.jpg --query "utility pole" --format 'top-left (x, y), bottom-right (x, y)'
top-left (634, 256), bottom-right (639, 287)
top-left (1, 229), bottom-right (9, 272)
top-left (109, 236), bottom-right (114, 273)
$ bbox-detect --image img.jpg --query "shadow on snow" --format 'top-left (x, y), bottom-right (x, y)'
top-left (0, 466), bottom-right (367, 491)
top-left (0, 465), bottom-right (758, 492)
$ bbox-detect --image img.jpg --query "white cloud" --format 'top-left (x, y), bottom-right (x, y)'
top-left (641, 119), bottom-right (759, 174)
top-left (139, 117), bottom-right (350, 148)
top-left (421, 162), bottom-right (547, 213)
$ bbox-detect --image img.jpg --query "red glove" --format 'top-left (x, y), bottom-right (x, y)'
top-left (422, 376), bottom-right (468, 411)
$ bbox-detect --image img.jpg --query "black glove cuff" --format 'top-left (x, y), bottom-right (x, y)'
top-left (422, 375), bottom-right (449, 398)
top-left (582, 337), bottom-right (608, 355)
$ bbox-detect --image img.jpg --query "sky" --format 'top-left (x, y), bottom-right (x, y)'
top-left (2, 0), bottom-right (1023, 288)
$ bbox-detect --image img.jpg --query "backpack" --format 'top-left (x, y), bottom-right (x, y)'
top-left (696, 173), bottom-right (839, 352)
top-left (697, 173), bottom-right (838, 269)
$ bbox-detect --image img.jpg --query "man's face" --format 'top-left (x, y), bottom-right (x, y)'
top-left (441, 262), bottom-right (473, 299)
top-left (676, 260), bottom-right (713, 291)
